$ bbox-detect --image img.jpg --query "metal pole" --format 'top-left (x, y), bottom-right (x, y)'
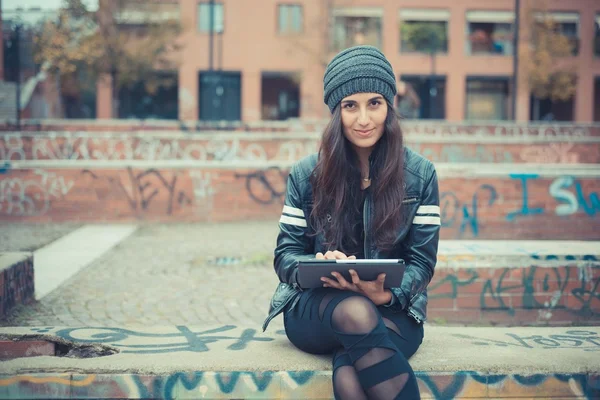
top-left (208, 0), bottom-right (215, 71)
top-left (512, 0), bottom-right (520, 120)
top-left (15, 24), bottom-right (21, 130)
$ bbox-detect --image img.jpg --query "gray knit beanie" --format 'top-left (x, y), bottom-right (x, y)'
top-left (323, 45), bottom-right (397, 112)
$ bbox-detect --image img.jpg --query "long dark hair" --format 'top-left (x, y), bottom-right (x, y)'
top-left (309, 102), bottom-right (406, 254)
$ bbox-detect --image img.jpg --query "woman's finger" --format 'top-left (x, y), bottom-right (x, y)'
top-left (349, 269), bottom-right (361, 285)
top-left (348, 255), bottom-right (357, 260)
top-left (324, 251), bottom-right (336, 259)
top-left (331, 272), bottom-right (351, 288)
top-left (316, 252), bottom-right (324, 259)
top-left (332, 250), bottom-right (348, 259)
top-left (321, 277), bottom-right (341, 289)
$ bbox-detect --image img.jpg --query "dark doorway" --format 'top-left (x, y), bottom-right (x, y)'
top-left (399, 75), bottom-right (446, 119)
top-left (118, 72), bottom-right (178, 120)
top-left (199, 71), bottom-right (241, 121)
top-left (261, 72), bottom-right (300, 120)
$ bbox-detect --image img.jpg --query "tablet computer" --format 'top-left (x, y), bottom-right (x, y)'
top-left (297, 259), bottom-right (406, 289)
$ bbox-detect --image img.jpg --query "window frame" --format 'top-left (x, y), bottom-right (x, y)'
top-left (277, 3), bottom-right (304, 35)
top-left (197, 2), bottom-right (225, 34)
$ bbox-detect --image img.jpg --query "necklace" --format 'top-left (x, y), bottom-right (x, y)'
top-left (362, 177), bottom-right (370, 182)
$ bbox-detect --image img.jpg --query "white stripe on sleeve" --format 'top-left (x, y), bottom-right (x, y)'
top-left (282, 205), bottom-right (305, 217)
top-left (412, 216), bottom-right (441, 225)
top-left (417, 205), bottom-right (440, 215)
top-left (279, 215), bottom-right (308, 227)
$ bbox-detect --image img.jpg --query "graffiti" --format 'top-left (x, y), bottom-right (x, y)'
top-left (0, 162), bottom-right (10, 174)
top-left (235, 167), bottom-right (287, 205)
top-left (550, 176), bottom-right (600, 217)
top-left (0, 133), bottom-right (26, 161)
top-left (50, 325), bottom-right (273, 354)
top-left (189, 171), bottom-right (216, 200)
top-left (403, 124), bottom-right (591, 139)
top-left (453, 330), bottom-right (600, 351)
top-left (506, 173), bottom-right (545, 221)
top-left (520, 143), bottom-right (580, 163)
top-left (82, 168), bottom-right (192, 215)
top-left (410, 143), bottom-right (513, 163)
top-left (429, 265), bottom-right (600, 318)
top-left (0, 370), bottom-right (597, 399)
top-left (440, 184), bottom-right (498, 237)
top-left (508, 174), bottom-right (600, 220)
top-left (1, 133), bottom-right (318, 162)
top-left (0, 169), bottom-right (75, 216)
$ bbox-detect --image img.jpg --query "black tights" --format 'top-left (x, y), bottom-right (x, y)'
top-left (284, 289), bottom-right (423, 400)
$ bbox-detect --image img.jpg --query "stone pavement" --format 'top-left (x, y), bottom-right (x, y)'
top-left (1, 222), bottom-right (283, 327)
top-left (2, 222), bottom-right (599, 328)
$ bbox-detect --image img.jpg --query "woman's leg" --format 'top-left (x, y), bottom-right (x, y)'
top-left (324, 295), bottom-right (420, 399)
top-left (285, 289), bottom-right (422, 399)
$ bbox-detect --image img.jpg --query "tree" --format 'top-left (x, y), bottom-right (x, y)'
top-left (521, 5), bottom-right (577, 120)
top-left (33, 0), bottom-right (184, 118)
top-left (401, 22), bottom-right (447, 54)
top-left (400, 22), bottom-right (447, 118)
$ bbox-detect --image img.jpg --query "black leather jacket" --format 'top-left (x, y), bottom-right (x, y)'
top-left (262, 147), bottom-right (440, 331)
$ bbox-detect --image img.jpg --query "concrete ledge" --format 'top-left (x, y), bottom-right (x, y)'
top-left (0, 326), bottom-right (598, 399)
top-left (0, 253), bottom-right (34, 319)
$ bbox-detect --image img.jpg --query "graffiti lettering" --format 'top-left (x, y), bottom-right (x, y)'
top-left (52, 325), bottom-right (273, 354)
top-left (235, 167), bottom-right (287, 205)
top-left (82, 168), bottom-right (192, 215)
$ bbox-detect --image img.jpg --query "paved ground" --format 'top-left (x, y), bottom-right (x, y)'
top-left (0, 223), bottom-right (82, 252)
top-left (1, 222), bottom-right (282, 327)
top-left (3, 222), bottom-right (599, 328)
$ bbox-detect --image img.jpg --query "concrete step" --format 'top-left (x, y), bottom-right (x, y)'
top-left (2, 131), bottom-right (600, 163)
top-left (1, 162), bottom-right (599, 240)
top-left (0, 325), bottom-right (598, 399)
top-left (3, 119), bottom-right (600, 138)
top-left (430, 240), bottom-right (600, 326)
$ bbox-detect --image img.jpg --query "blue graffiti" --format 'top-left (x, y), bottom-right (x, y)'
top-left (54, 325), bottom-right (274, 354)
top-left (550, 176), bottom-right (600, 216)
top-left (575, 182), bottom-right (600, 216)
top-left (0, 161), bottom-right (10, 174)
top-left (441, 184), bottom-right (498, 237)
top-left (506, 173), bottom-right (544, 221)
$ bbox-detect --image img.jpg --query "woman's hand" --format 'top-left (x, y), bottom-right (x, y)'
top-left (318, 252), bottom-right (392, 306)
top-left (316, 250), bottom-right (356, 260)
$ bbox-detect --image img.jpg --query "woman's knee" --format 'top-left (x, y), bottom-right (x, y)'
top-left (331, 295), bottom-right (379, 334)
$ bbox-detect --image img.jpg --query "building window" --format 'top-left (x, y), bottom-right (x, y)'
top-left (399, 9), bottom-right (449, 53)
top-left (198, 2), bottom-right (224, 33)
top-left (595, 14), bottom-right (600, 56)
top-left (466, 77), bottom-right (510, 121)
top-left (399, 76), bottom-right (446, 119)
top-left (261, 72), bottom-right (301, 120)
top-left (534, 12), bottom-right (579, 55)
top-left (530, 96), bottom-right (575, 121)
top-left (278, 4), bottom-right (303, 34)
top-left (466, 11), bottom-right (513, 55)
top-left (332, 7), bottom-right (382, 51)
top-left (118, 72), bottom-right (178, 120)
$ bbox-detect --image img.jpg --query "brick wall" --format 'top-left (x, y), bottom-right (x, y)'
top-left (428, 265), bottom-right (600, 326)
top-left (1, 166), bottom-right (598, 240)
top-left (2, 134), bottom-right (599, 164)
top-left (0, 254), bottom-right (34, 319)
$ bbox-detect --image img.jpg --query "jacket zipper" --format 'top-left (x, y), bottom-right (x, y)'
top-left (363, 193), bottom-right (369, 259)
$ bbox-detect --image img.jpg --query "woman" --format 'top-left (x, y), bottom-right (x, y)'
top-left (262, 45), bottom-right (440, 400)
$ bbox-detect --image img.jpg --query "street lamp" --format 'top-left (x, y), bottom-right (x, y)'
top-left (512, 0), bottom-right (520, 120)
